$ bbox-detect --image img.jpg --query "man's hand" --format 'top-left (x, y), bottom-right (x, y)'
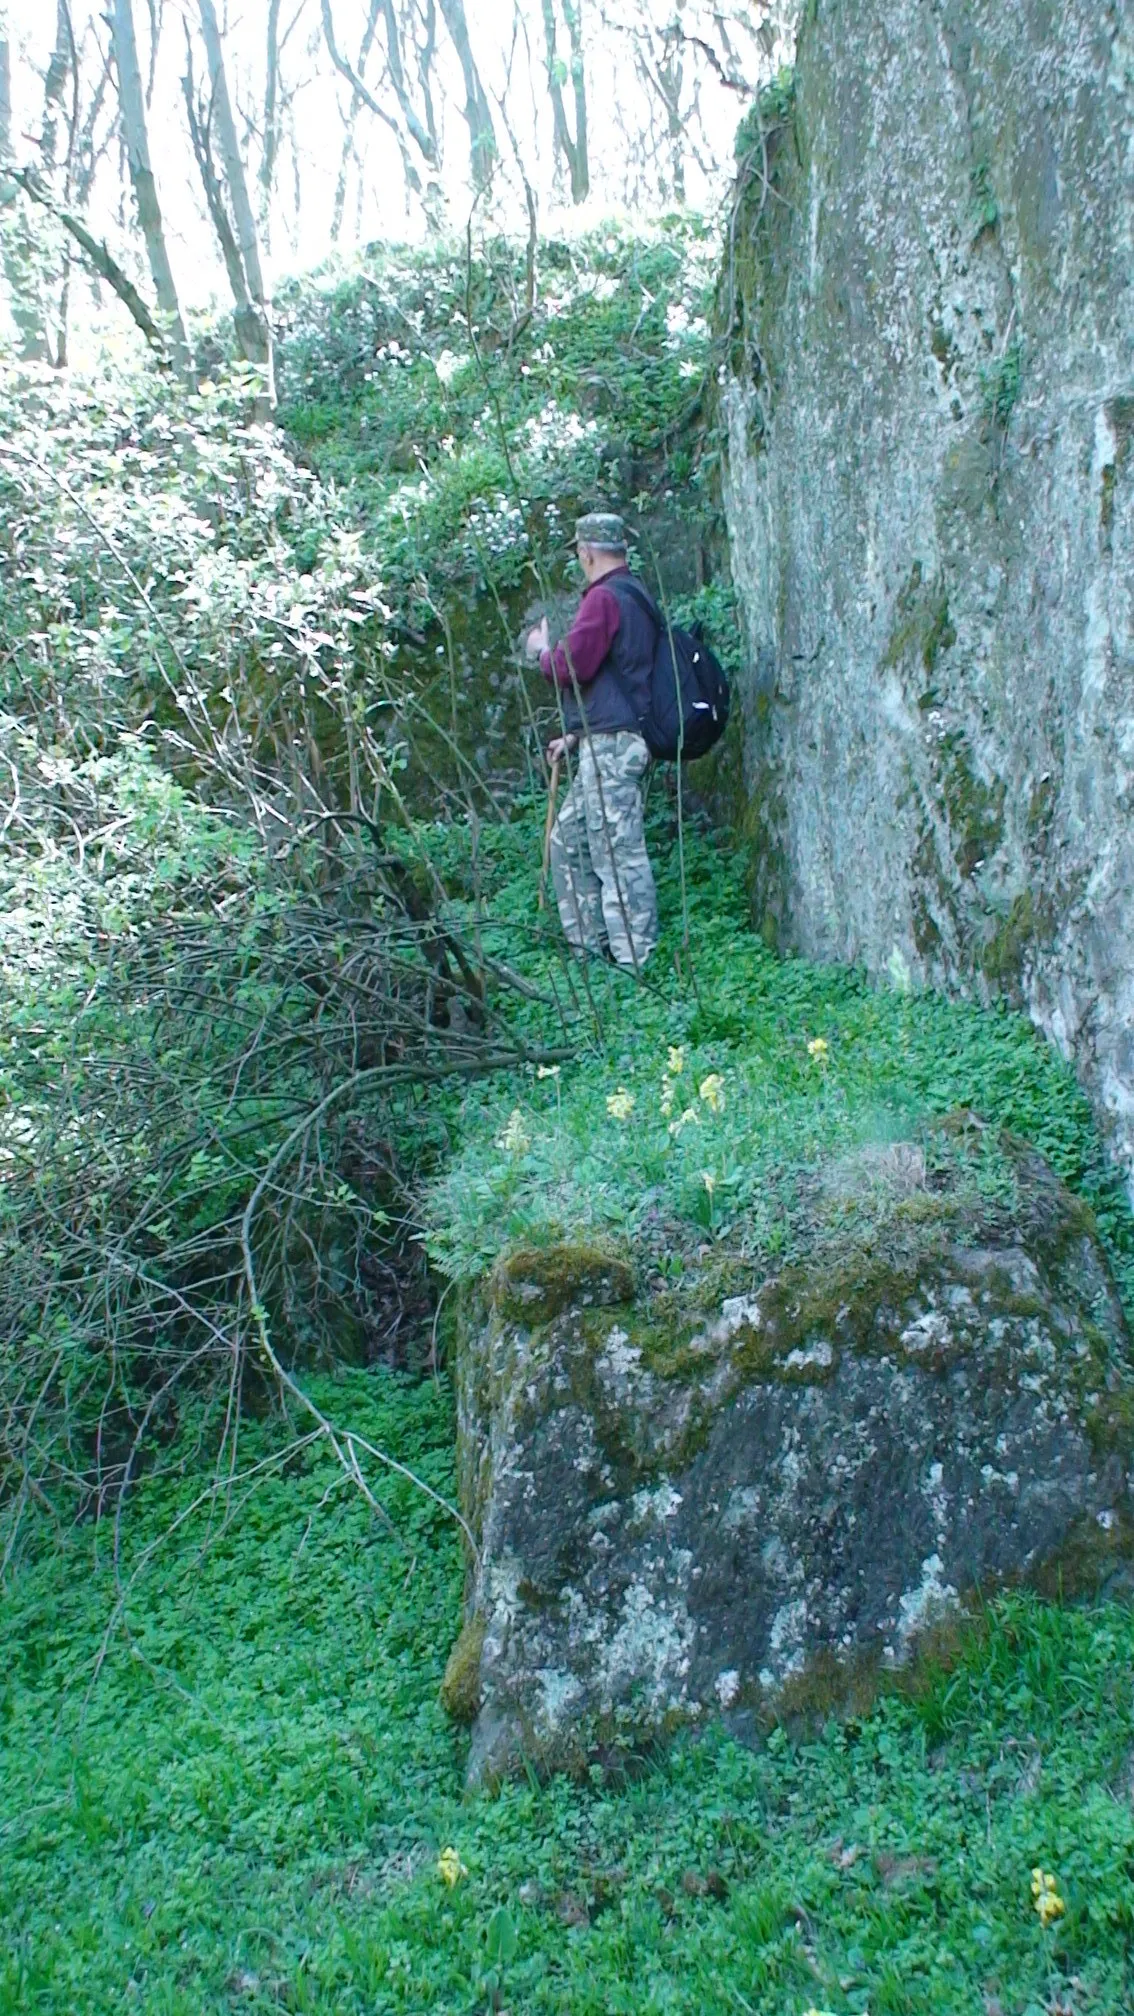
top-left (525, 615), bottom-right (551, 659)
top-left (547, 735), bottom-right (575, 763)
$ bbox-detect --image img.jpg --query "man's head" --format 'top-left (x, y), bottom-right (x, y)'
top-left (574, 511), bottom-right (628, 583)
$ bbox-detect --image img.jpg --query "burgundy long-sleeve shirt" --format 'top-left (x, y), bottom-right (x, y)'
top-left (539, 569), bottom-right (626, 688)
top-left (537, 564), bottom-right (655, 736)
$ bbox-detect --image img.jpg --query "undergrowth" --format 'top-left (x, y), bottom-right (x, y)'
top-left (420, 806), bottom-right (1134, 1314)
top-left (275, 222), bottom-right (718, 620)
top-left (2, 1367), bottom-right (1132, 2015)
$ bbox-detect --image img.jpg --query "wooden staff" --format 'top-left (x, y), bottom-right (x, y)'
top-left (537, 754), bottom-right (561, 910)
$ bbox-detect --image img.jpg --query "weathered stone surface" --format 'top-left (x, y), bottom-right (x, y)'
top-left (718, 0), bottom-right (1134, 1195)
top-left (450, 1140), bottom-right (1133, 1782)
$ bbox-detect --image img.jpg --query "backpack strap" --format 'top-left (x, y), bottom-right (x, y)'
top-left (611, 573), bottom-right (661, 633)
top-left (599, 573), bottom-right (661, 748)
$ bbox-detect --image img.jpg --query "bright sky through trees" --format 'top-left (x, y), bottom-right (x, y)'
top-left (2, 0), bottom-right (796, 341)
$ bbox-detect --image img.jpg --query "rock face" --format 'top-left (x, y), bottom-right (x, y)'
top-left (449, 1136), bottom-right (1134, 1781)
top-left (718, 1), bottom-right (1134, 1194)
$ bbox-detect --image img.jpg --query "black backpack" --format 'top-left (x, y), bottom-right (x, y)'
top-left (616, 576), bottom-right (731, 762)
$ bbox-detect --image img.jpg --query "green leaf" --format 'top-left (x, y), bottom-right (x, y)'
top-left (485, 1904), bottom-right (518, 1965)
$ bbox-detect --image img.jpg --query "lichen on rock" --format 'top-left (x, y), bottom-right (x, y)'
top-left (446, 1133), bottom-right (1134, 1784)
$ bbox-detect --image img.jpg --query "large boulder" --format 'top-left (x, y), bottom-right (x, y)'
top-left (717, 0), bottom-right (1134, 1196)
top-left (446, 1130), bottom-right (1133, 1782)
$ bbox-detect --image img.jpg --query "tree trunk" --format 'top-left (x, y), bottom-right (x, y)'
top-left (39, 2), bottom-right (72, 179)
top-left (636, 28), bottom-right (685, 207)
top-left (108, 0), bottom-right (191, 377)
top-left (320, 0), bottom-right (434, 218)
top-left (1, 22), bottom-right (51, 360)
top-left (563, 1), bottom-right (588, 204)
top-left (540, 0), bottom-right (589, 204)
top-left (329, 0), bottom-right (380, 242)
top-left (196, 0), bottom-right (274, 409)
top-left (437, 0), bottom-right (495, 191)
top-left (0, 27), bottom-right (9, 161)
top-left (182, 38), bottom-right (250, 321)
top-left (259, 0), bottom-right (283, 244)
top-left (373, 0), bottom-right (438, 168)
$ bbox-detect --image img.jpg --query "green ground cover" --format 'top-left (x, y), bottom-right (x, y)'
top-left (5, 815), bottom-right (1134, 2016)
top-left (420, 806), bottom-right (1134, 1314)
top-left (3, 1363), bottom-right (1132, 2016)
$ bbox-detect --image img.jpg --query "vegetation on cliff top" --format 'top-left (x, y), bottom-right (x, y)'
top-left (421, 815), bottom-right (1134, 1317)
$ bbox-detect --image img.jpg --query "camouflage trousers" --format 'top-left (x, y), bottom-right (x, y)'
top-left (549, 731), bottom-right (658, 969)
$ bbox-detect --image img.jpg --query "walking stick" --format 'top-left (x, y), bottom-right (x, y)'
top-left (537, 754), bottom-right (561, 910)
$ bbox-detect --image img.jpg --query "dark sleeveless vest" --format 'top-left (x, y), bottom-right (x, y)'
top-left (561, 570), bottom-right (656, 737)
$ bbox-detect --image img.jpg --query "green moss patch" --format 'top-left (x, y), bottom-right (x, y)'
top-left (490, 1244), bottom-right (636, 1326)
top-left (440, 1612), bottom-right (487, 1724)
top-left (881, 562), bottom-right (957, 679)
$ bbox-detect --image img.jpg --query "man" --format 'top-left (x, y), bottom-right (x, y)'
top-left (525, 512), bottom-right (658, 971)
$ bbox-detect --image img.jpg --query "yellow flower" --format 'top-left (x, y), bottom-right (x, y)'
top-left (668, 1105), bottom-right (702, 1137)
top-left (667, 1045), bottom-right (685, 1077)
top-left (495, 1108), bottom-right (531, 1154)
top-left (1031, 1867), bottom-right (1064, 1927)
top-left (606, 1088), bottom-right (635, 1121)
top-left (701, 1170), bottom-right (717, 1198)
top-left (660, 1079), bottom-right (676, 1117)
top-left (536, 1063), bottom-right (561, 1080)
top-left (807, 1036), bottom-right (829, 1060)
top-left (699, 1073), bottom-right (725, 1112)
top-left (681, 1104), bottom-right (701, 1126)
top-left (438, 1846), bottom-right (468, 1886)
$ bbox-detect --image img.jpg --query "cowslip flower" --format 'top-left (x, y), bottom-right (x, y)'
top-left (536, 1063), bottom-right (561, 1080)
top-left (495, 1108), bottom-right (531, 1154)
top-left (660, 1079), bottom-right (676, 1117)
top-left (807, 1036), bottom-right (829, 1061)
top-left (438, 1846), bottom-right (468, 1886)
top-left (667, 1045), bottom-right (685, 1077)
top-left (699, 1073), bottom-right (725, 1112)
top-left (669, 1105), bottom-right (702, 1137)
top-left (701, 1170), bottom-right (717, 1198)
top-left (606, 1088), bottom-right (635, 1121)
top-left (1031, 1867), bottom-right (1064, 1927)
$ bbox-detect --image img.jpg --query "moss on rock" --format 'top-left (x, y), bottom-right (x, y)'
top-left (440, 1613), bottom-right (486, 1724)
top-left (490, 1243), bottom-right (636, 1326)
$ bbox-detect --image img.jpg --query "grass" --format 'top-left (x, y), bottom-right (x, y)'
top-left (2, 1365), bottom-right (1133, 2015)
top-left (6, 816), bottom-right (1133, 2016)
top-left (420, 804), bottom-right (1134, 1315)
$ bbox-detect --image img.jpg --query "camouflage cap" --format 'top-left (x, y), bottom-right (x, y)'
top-left (574, 511), bottom-right (629, 551)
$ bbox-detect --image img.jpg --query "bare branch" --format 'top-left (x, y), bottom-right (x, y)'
top-left (13, 163), bottom-right (170, 359)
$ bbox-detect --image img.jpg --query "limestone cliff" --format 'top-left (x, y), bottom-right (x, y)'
top-left (719, 1), bottom-right (1134, 1193)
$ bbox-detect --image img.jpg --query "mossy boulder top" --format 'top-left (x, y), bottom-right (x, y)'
top-left (447, 1131), bottom-right (1134, 1784)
